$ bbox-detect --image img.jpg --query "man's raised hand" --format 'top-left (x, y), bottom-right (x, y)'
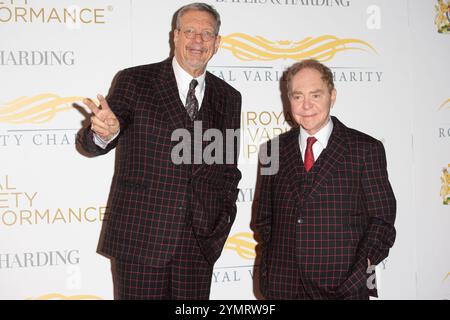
top-left (84, 94), bottom-right (120, 141)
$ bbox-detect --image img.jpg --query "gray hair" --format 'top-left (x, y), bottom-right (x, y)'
top-left (175, 2), bottom-right (221, 34)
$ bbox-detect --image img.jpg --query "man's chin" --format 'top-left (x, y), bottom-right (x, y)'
top-left (187, 61), bottom-right (207, 71)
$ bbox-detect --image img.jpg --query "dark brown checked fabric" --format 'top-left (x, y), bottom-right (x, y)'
top-left (255, 116), bottom-right (396, 300)
top-left (79, 58), bottom-right (242, 298)
top-left (115, 225), bottom-right (213, 299)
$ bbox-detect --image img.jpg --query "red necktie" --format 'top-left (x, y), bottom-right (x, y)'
top-left (304, 136), bottom-right (317, 172)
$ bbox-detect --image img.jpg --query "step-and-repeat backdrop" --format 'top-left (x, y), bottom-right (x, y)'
top-left (0, 0), bottom-right (448, 300)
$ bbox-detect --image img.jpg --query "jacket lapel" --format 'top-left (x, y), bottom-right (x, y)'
top-left (192, 73), bottom-right (225, 176)
top-left (196, 73), bottom-right (215, 126)
top-left (281, 128), bottom-right (306, 203)
top-left (304, 116), bottom-right (348, 202)
top-left (154, 58), bottom-right (187, 131)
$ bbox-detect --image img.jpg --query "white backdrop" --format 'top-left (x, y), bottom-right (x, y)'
top-left (0, 0), bottom-right (448, 300)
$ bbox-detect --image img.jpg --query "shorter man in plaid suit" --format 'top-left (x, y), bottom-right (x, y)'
top-left (255, 59), bottom-right (396, 299)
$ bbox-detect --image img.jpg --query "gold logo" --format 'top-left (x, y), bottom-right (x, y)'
top-left (0, 93), bottom-right (84, 124)
top-left (435, 0), bottom-right (450, 33)
top-left (26, 293), bottom-right (102, 300)
top-left (220, 33), bottom-right (377, 62)
top-left (444, 272), bottom-right (450, 281)
top-left (441, 164), bottom-right (450, 205)
top-left (224, 232), bottom-right (256, 259)
top-left (438, 98), bottom-right (450, 110)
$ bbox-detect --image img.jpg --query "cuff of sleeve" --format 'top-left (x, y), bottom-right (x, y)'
top-left (92, 130), bottom-right (120, 149)
top-left (367, 246), bottom-right (389, 266)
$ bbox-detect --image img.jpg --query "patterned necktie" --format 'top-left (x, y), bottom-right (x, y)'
top-left (185, 79), bottom-right (199, 120)
top-left (304, 136), bottom-right (317, 172)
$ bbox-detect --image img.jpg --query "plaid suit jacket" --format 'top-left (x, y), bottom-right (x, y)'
top-left (79, 59), bottom-right (242, 266)
top-left (255, 116), bottom-right (396, 299)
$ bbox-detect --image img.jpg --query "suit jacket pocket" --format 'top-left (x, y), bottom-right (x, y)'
top-left (334, 255), bottom-right (369, 299)
top-left (116, 179), bottom-right (151, 191)
top-left (190, 176), bottom-right (226, 237)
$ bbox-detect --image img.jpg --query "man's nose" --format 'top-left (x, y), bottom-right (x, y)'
top-left (193, 33), bottom-right (204, 42)
top-left (301, 97), bottom-right (313, 109)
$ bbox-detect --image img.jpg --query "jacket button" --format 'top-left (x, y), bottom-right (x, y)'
top-left (297, 218), bottom-right (304, 224)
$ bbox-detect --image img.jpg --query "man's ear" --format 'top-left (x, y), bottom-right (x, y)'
top-left (173, 29), bottom-right (180, 46)
top-left (214, 35), bottom-right (221, 54)
top-left (330, 89), bottom-right (337, 108)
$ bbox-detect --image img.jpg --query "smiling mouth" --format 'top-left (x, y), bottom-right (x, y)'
top-left (188, 48), bottom-right (204, 55)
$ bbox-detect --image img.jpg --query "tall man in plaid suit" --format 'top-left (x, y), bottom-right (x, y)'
top-left (79, 3), bottom-right (241, 299)
top-left (255, 59), bottom-right (396, 299)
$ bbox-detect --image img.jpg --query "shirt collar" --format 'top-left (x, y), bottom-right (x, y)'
top-left (299, 117), bottom-right (334, 152)
top-left (172, 57), bottom-right (206, 97)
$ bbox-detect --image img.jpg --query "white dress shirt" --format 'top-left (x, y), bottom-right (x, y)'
top-left (172, 56), bottom-right (206, 108)
top-left (299, 117), bottom-right (334, 162)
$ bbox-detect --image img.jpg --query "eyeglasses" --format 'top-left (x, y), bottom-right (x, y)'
top-left (178, 28), bottom-right (216, 42)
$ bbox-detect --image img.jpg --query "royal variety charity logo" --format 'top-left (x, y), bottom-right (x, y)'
top-left (0, 93), bottom-right (83, 124)
top-left (435, 0), bottom-right (450, 34)
top-left (224, 232), bottom-right (257, 260)
top-left (0, 94), bottom-right (88, 147)
top-left (440, 164), bottom-right (450, 205)
top-left (210, 33), bottom-right (382, 85)
top-left (220, 33), bottom-right (377, 62)
top-left (212, 232), bottom-right (257, 286)
top-left (26, 293), bottom-right (102, 300)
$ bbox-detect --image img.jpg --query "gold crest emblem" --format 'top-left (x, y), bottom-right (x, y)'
top-left (441, 165), bottom-right (450, 205)
top-left (0, 93), bottom-right (84, 124)
top-left (438, 98), bottom-right (450, 110)
top-left (26, 293), bottom-right (103, 300)
top-left (220, 33), bottom-right (376, 62)
top-left (435, 0), bottom-right (450, 33)
top-left (224, 232), bottom-right (256, 259)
